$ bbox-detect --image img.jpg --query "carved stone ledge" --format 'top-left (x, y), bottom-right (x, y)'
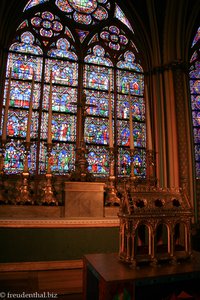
top-left (0, 217), bottom-right (119, 228)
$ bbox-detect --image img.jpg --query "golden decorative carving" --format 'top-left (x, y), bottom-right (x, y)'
top-left (41, 143), bottom-right (58, 205)
top-left (118, 185), bottom-right (193, 267)
top-left (105, 147), bottom-right (120, 206)
top-left (15, 142), bottom-right (34, 205)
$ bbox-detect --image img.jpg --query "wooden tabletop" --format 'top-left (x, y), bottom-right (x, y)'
top-left (83, 252), bottom-right (200, 283)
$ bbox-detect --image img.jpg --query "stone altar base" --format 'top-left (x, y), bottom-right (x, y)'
top-left (64, 182), bottom-right (105, 217)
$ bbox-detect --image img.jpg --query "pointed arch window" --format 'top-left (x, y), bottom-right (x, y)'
top-left (189, 26), bottom-right (200, 178)
top-left (1, 0), bottom-right (146, 179)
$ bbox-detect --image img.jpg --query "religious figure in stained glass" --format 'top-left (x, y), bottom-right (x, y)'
top-left (1, 0), bottom-right (146, 181)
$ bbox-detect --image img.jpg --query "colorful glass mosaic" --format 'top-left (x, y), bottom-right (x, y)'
top-left (190, 25), bottom-right (200, 178)
top-left (1, 0), bottom-right (145, 178)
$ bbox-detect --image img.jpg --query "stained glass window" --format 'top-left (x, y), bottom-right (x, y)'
top-left (190, 26), bottom-right (200, 178)
top-left (1, 0), bottom-right (146, 179)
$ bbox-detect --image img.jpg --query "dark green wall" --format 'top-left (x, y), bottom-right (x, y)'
top-left (0, 227), bottom-right (119, 263)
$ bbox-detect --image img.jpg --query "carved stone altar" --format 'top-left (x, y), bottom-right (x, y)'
top-left (64, 182), bottom-right (105, 217)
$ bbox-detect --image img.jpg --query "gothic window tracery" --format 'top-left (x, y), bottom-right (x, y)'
top-left (1, 0), bottom-right (146, 178)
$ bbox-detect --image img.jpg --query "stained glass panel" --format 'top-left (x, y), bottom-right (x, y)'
top-left (4, 140), bottom-right (37, 174)
top-left (117, 51), bottom-right (143, 72)
top-left (1, 109), bottom-right (39, 140)
top-left (43, 85), bottom-right (77, 113)
top-left (23, 0), bottom-right (49, 11)
top-left (192, 111), bottom-right (200, 126)
top-left (51, 143), bottom-right (75, 174)
top-left (195, 145), bottom-right (200, 161)
top-left (117, 94), bottom-right (145, 121)
top-left (52, 115), bottom-right (76, 142)
top-left (117, 120), bottom-right (146, 148)
top-left (74, 11), bottom-right (92, 24)
top-left (117, 70), bottom-right (144, 95)
top-left (192, 26), bottom-right (200, 47)
top-left (191, 95), bottom-right (200, 110)
top-left (7, 53), bottom-right (43, 81)
top-left (84, 64), bottom-right (112, 90)
top-left (100, 26), bottom-right (128, 51)
top-left (118, 148), bottom-right (146, 177)
top-left (190, 80), bottom-right (200, 94)
top-left (40, 112), bottom-right (76, 142)
top-left (189, 62), bottom-right (200, 78)
top-left (3, 80), bottom-right (41, 109)
top-left (3, 0), bottom-right (146, 179)
top-left (48, 38), bottom-right (78, 60)
top-left (84, 45), bottom-right (113, 66)
top-left (118, 148), bottom-right (131, 176)
top-left (190, 26), bottom-right (200, 178)
top-left (115, 4), bottom-right (134, 33)
top-left (85, 117), bottom-right (109, 145)
top-left (84, 90), bottom-right (111, 117)
top-left (10, 32), bottom-right (43, 55)
top-left (39, 141), bottom-right (75, 174)
top-left (45, 59), bottom-right (78, 85)
top-left (93, 7), bottom-right (108, 21)
top-left (196, 163), bottom-right (200, 178)
top-left (87, 145), bottom-right (109, 176)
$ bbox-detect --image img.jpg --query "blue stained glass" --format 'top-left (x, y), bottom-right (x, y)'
top-left (190, 26), bottom-right (200, 178)
top-left (8, 52), bottom-right (43, 81)
top-left (2, 109), bottom-right (39, 139)
top-left (4, 140), bottom-right (37, 174)
top-left (48, 38), bottom-right (78, 60)
top-left (84, 64), bottom-right (112, 90)
top-left (117, 94), bottom-right (145, 121)
top-left (73, 11), bottom-right (92, 25)
top-left (118, 121), bottom-right (130, 146)
top-left (134, 150), bottom-right (146, 177)
top-left (6, 80), bottom-right (40, 109)
top-left (118, 149), bottom-right (131, 176)
top-left (45, 59), bottom-right (78, 85)
top-left (84, 90), bottom-right (110, 117)
top-left (192, 111), bottom-right (200, 126)
top-left (4, 140), bottom-right (24, 174)
top-left (23, 0), bottom-right (49, 11)
top-left (87, 146), bottom-right (109, 176)
top-left (190, 80), bottom-right (200, 94)
top-left (117, 70), bottom-right (144, 95)
top-left (85, 117), bottom-right (109, 145)
top-left (115, 4), bottom-right (134, 33)
top-left (192, 26), bottom-right (200, 47)
top-left (10, 32), bottom-right (43, 55)
top-left (117, 121), bottom-right (146, 148)
top-left (84, 45), bottom-right (113, 66)
top-left (117, 51), bottom-right (143, 72)
top-left (118, 148), bottom-right (146, 177)
top-left (52, 115), bottom-right (76, 142)
top-left (51, 143), bottom-right (75, 174)
top-left (133, 123), bottom-right (146, 147)
top-left (196, 163), bottom-right (200, 178)
top-left (40, 113), bottom-right (76, 142)
top-left (194, 128), bottom-right (200, 144)
top-left (55, 0), bottom-right (109, 24)
top-left (3, 0), bottom-right (146, 178)
top-left (43, 85), bottom-right (77, 113)
top-left (191, 95), bottom-right (200, 110)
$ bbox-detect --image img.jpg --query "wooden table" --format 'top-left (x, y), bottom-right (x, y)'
top-left (83, 252), bottom-right (200, 300)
